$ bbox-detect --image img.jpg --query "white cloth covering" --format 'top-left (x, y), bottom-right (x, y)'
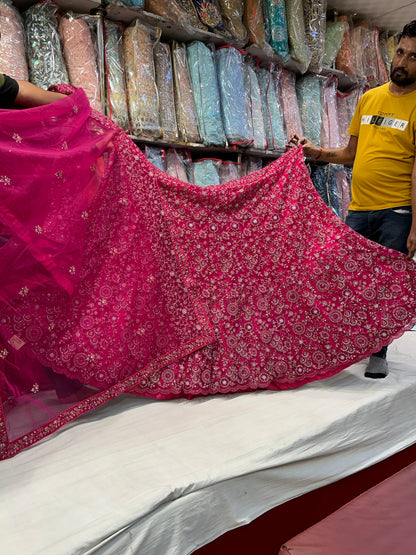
top-left (1, 332), bottom-right (415, 555)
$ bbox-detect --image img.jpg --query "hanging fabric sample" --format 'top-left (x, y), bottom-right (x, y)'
top-left (154, 42), bottom-right (179, 143)
top-left (259, 64), bottom-right (286, 150)
top-left (172, 42), bottom-right (201, 143)
top-left (245, 63), bottom-right (267, 150)
top-left (286, 0), bottom-right (311, 74)
top-left (323, 20), bottom-right (348, 69)
top-left (217, 0), bottom-right (247, 43)
top-left (0, 0), bottom-right (28, 80)
top-left (349, 25), bottom-right (366, 80)
top-left (215, 45), bottom-right (251, 145)
top-left (279, 69), bottom-right (302, 140)
top-left (335, 15), bottom-right (355, 76)
top-left (122, 20), bottom-right (161, 138)
top-left (23, 1), bottom-right (69, 90)
top-left (59, 13), bottom-right (102, 112)
top-left (186, 41), bottom-right (226, 146)
top-left (263, 0), bottom-right (289, 62)
top-left (193, 158), bottom-right (221, 186)
top-left (302, 0), bottom-right (327, 73)
top-left (1, 88), bottom-right (416, 461)
top-left (337, 85), bottom-right (364, 147)
top-left (103, 20), bottom-right (130, 132)
top-left (296, 74), bottom-right (322, 146)
top-left (321, 76), bottom-right (340, 149)
top-left (309, 163), bottom-right (343, 219)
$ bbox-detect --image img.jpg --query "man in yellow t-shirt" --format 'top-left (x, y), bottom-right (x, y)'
top-left (289, 20), bottom-right (416, 379)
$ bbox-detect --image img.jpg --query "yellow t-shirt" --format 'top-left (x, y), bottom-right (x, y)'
top-left (348, 82), bottom-right (416, 210)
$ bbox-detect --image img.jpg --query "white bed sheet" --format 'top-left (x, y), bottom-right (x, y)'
top-left (1, 332), bottom-right (415, 555)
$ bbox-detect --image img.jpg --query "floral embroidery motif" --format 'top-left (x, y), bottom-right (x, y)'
top-left (69, 266), bottom-right (76, 275)
top-left (81, 211), bottom-right (89, 220)
top-left (0, 349), bottom-right (8, 359)
top-left (0, 176), bottom-right (11, 187)
top-left (55, 171), bottom-right (63, 179)
top-left (61, 141), bottom-right (68, 150)
top-left (31, 383), bottom-right (40, 394)
top-left (19, 286), bottom-right (29, 297)
top-left (34, 225), bottom-right (42, 234)
top-left (12, 133), bottom-right (22, 143)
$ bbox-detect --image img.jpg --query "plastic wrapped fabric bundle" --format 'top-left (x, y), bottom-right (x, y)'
top-left (145, 0), bottom-right (205, 30)
top-left (336, 84), bottom-right (366, 146)
top-left (341, 166), bottom-right (352, 221)
top-left (360, 24), bottom-right (380, 87)
top-left (387, 35), bottom-right (398, 65)
top-left (296, 74), bottom-right (321, 146)
top-left (373, 27), bottom-right (389, 85)
top-left (217, 0), bottom-right (247, 43)
top-left (165, 148), bottom-right (193, 182)
top-left (103, 20), bottom-right (130, 131)
top-left (23, 1), bottom-right (69, 90)
top-left (59, 14), bottom-right (102, 112)
top-left (259, 65), bottom-right (285, 150)
top-left (279, 69), bottom-right (302, 140)
top-left (193, 158), bottom-right (221, 186)
top-left (190, 0), bottom-right (230, 35)
top-left (335, 15), bottom-right (355, 76)
top-left (350, 25), bottom-right (366, 79)
top-left (379, 31), bottom-right (391, 78)
top-left (286, 0), bottom-right (311, 74)
top-left (120, 0), bottom-right (144, 6)
top-left (243, 0), bottom-right (269, 50)
top-left (302, 0), bottom-right (327, 74)
top-left (263, 0), bottom-right (289, 62)
top-left (215, 45), bottom-right (251, 145)
top-left (245, 63), bottom-right (267, 150)
top-left (219, 160), bottom-right (240, 183)
top-left (172, 42), bottom-right (201, 144)
top-left (0, 0), bottom-right (28, 80)
top-left (144, 145), bottom-right (166, 171)
top-left (323, 20), bottom-right (348, 68)
top-left (242, 155), bottom-right (263, 175)
top-left (154, 42), bottom-right (179, 143)
top-left (321, 76), bottom-right (340, 149)
top-left (309, 163), bottom-right (342, 219)
top-left (122, 21), bottom-right (161, 139)
top-left (186, 41), bottom-right (226, 146)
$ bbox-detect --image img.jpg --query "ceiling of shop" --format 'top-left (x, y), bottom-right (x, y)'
top-left (327, 0), bottom-right (416, 33)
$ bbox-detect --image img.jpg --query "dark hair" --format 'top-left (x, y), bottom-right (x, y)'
top-left (399, 20), bottom-right (416, 40)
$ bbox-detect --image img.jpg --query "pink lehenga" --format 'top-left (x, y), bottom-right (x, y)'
top-left (1, 87), bottom-right (416, 460)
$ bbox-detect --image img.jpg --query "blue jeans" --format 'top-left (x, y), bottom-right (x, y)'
top-left (345, 206), bottom-right (412, 359)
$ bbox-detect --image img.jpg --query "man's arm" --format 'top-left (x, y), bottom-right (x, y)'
top-left (406, 158), bottom-right (416, 260)
top-left (287, 134), bottom-right (358, 165)
top-left (15, 80), bottom-right (66, 107)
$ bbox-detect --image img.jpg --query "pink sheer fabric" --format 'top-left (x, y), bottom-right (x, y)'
top-left (1, 87), bottom-right (416, 459)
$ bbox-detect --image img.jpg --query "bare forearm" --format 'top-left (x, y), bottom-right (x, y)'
top-left (15, 80), bottom-right (66, 107)
top-left (304, 144), bottom-right (356, 165)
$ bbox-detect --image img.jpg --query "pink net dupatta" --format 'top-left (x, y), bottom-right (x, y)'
top-left (1, 87), bottom-right (416, 459)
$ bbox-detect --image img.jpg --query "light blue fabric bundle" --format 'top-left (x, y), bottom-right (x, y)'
top-left (215, 46), bottom-right (251, 145)
top-left (296, 74), bottom-right (322, 146)
top-left (193, 159), bottom-right (221, 187)
top-left (258, 66), bottom-right (286, 150)
top-left (186, 41), bottom-right (226, 146)
top-left (244, 64), bottom-right (267, 150)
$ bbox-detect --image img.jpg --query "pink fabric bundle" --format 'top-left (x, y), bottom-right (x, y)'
top-left (1, 87), bottom-right (416, 459)
top-left (0, 0), bottom-right (28, 80)
top-left (59, 14), bottom-right (102, 112)
top-left (279, 69), bottom-right (302, 139)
